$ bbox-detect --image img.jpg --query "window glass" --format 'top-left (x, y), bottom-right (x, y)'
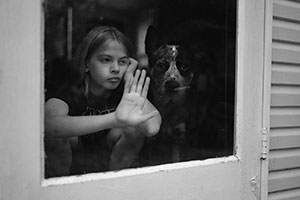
top-left (44, 0), bottom-right (236, 178)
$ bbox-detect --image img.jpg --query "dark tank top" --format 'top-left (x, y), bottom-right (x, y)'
top-left (49, 81), bottom-right (123, 175)
top-left (71, 88), bottom-right (122, 175)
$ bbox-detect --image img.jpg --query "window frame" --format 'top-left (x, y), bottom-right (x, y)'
top-left (0, 0), bottom-right (268, 199)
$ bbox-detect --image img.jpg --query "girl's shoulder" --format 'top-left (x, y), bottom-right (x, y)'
top-left (46, 81), bottom-right (87, 116)
top-left (45, 98), bottom-right (69, 116)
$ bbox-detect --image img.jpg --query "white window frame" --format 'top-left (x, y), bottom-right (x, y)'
top-left (0, 0), bottom-right (269, 199)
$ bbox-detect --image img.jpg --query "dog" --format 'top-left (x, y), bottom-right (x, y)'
top-left (140, 24), bottom-right (235, 166)
top-left (142, 25), bottom-right (200, 164)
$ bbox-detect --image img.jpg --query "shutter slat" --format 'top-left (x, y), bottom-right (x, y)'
top-left (273, 26), bottom-right (300, 43)
top-left (272, 48), bottom-right (300, 65)
top-left (269, 149), bottom-right (300, 171)
top-left (270, 114), bottom-right (300, 128)
top-left (270, 128), bottom-right (300, 149)
top-left (271, 94), bottom-right (300, 106)
top-left (272, 85), bottom-right (300, 94)
top-left (268, 169), bottom-right (300, 193)
top-left (274, 3), bottom-right (300, 22)
top-left (271, 70), bottom-right (300, 85)
top-left (269, 188), bottom-right (300, 200)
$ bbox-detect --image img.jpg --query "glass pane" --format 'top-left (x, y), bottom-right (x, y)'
top-left (44, 0), bottom-right (236, 178)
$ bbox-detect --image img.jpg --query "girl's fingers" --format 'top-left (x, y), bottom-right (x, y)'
top-left (136, 70), bottom-right (146, 94)
top-left (141, 77), bottom-right (150, 98)
top-left (126, 58), bottom-right (138, 75)
top-left (124, 58), bottom-right (138, 83)
top-left (123, 75), bottom-right (133, 94)
top-left (130, 69), bottom-right (140, 93)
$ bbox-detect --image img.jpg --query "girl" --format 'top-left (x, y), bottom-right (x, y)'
top-left (45, 26), bottom-right (161, 177)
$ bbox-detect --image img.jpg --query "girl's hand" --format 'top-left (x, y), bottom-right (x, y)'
top-left (123, 58), bottom-right (138, 84)
top-left (115, 65), bottom-right (159, 127)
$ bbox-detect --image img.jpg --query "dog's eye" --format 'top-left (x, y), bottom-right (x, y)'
top-left (156, 62), bottom-right (168, 70)
top-left (176, 59), bottom-right (188, 71)
top-left (178, 64), bottom-right (188, 71)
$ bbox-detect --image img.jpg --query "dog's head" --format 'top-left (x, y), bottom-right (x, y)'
top-left (145, 26), bottom-right (194, 102)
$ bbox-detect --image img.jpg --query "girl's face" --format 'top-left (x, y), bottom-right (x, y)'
top-left (86, 39), bottom-right (130, 96)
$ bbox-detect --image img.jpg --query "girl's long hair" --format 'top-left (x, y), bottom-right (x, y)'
top-left (73, 26), bottom-right (133, 97)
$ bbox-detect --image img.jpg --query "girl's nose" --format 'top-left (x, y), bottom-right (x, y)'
top-left (110, 62), bottom-right (120, 73)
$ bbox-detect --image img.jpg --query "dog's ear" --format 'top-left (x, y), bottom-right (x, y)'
top-left (145, 25), bottom-right (162, 56)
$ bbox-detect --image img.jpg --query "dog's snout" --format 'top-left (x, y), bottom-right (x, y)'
top-left (165, 80), bottom-right (180, 91)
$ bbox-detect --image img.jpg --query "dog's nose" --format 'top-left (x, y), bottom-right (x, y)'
top-left (165, 80), bottom-right (180, 91)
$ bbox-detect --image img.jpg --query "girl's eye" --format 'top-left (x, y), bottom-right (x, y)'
top-left (119, 59), bottom-right (129, 66)
top-left (99, 57), bottom-right (111, 63)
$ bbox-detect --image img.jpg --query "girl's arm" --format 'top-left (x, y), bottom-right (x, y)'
top-left (45, 98), bottom-right (120, 138)
top-left (45, 68), bottom-right (159, 138)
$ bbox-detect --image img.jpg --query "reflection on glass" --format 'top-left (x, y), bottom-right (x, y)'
top-left (44, 0), bottom-right (236, 178)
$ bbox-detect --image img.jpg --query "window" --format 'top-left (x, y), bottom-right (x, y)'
top-left (44, 0), bottom-right (237, 178)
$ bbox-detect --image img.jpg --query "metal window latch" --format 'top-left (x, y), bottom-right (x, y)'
top-left (261, 127), bottom-right (268, 160)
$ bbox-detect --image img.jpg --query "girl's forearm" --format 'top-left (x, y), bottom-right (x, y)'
top-left (45, 113), bottom-right (120, 138)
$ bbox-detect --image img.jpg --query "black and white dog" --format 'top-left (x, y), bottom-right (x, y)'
top-left (142, 26), bottom-right (203, 164)
top-left (141, 24), bottom-right (235, 165)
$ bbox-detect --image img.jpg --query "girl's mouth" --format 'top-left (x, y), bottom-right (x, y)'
top-left (108, 77), bottom-right (121, 83)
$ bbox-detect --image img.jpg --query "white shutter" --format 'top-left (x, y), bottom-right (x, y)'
top-left (268, 0), bottom-right (300, 199)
